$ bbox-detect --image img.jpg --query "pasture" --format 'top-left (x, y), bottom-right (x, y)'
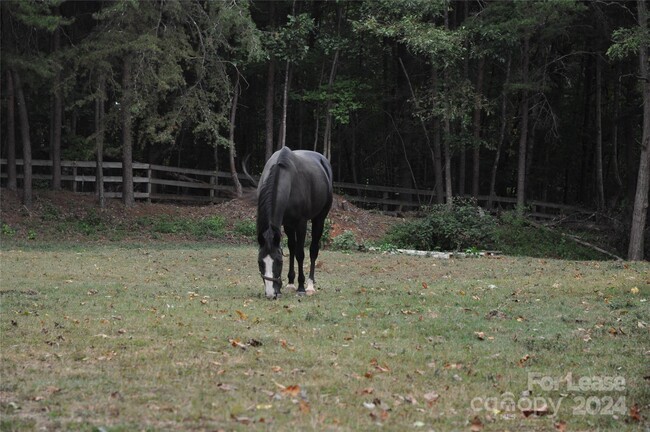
top-left (1, 244), bottom-right (648, 431)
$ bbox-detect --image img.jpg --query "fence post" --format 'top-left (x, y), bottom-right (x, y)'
top-left (210, 175), bottom-right (216, 202)
top-left (147, 167), bottom-right (152, 203)
top-left (72, 165), bottom-right (78, 193)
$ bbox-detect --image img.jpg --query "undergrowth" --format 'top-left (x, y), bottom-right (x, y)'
top-left (383, 201), bottom-right (609, 260)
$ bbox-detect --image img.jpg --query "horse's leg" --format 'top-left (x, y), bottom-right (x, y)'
top-left (295, 221), bottom-right (307, 294)
top-left (307, 215), bottom-right (326, 294)
top-left (284, 224), bottom-right (296, 291)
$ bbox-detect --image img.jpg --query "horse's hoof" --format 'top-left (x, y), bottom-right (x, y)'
top-left (287, 284), bottom-right (296, 291)
top-left (296, 291), bottom-right (306, 296)
top-left (305, 288), bottom-right (316, 296)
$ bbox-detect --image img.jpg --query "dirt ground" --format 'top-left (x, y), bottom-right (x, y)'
top-left (0, 189), bottom-right (395, 244)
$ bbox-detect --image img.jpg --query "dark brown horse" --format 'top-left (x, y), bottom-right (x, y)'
top-left (256, 147), bottom-right (333, 299)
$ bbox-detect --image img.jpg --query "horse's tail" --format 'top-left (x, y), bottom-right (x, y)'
top-left (242, 154), bottom-right (258, 188)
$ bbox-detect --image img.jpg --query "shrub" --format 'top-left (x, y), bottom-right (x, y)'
top-left (140, 215), bottom-right (225, 238)
top-left (234, 219), bottom-right (256, 238)
top-left (331, 230), bottom-right (357, 251)
top-left (384, 200), bottom-right (497, 251)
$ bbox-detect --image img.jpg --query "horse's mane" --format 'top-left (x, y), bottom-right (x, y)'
top-left (257, 148), bottom-right (292, 237)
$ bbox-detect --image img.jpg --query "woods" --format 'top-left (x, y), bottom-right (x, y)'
top-left (1, 0), bottom-right (649, 260)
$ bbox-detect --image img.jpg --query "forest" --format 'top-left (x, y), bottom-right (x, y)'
top-left (1, 0), bottom-right (649, 260)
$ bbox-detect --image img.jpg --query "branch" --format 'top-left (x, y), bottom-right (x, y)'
top-left (527, 219), bottom-right (624, 261)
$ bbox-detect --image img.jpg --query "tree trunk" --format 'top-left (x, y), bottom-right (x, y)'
top-left (611, 63), bottom-right (624, 206)
top-left (12, 70), bottom-right (32, 209)
top-left (323, 49), bottom-right (340, 160)
top-left (5, 70), bottom-right (17, 191)
top-left (121, 56), bottom-right (135, 207)
top-left (431, 69), bottom-right (445, 204)
top-left (95, 74), bottom-right (106, 208)
top-left (489, 56), bottom-right (511, 208)
top-left (595, 54), bottom-right (605, 209)
top-left (516, 37), bottom-right (530, 214)
top-left (628, 0), bottom-right (650, 261)
top-left (265, 57), bottom-right (275, 161)
top-left (444, 116), bottom-right (453, 206)
top-left (472, 57), bottom-right (485, 199)
top-left (277, 60), bottom-right (291, 150)
top-left (264, 1), bottom-right (276, 161)
top-left (51, 26), bottom-right (62, 190)
top-left (229, 76), bottom-right (243, 198)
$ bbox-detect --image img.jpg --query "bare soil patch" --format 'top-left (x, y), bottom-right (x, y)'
top-left (0, 189), bottom-right (395, 243)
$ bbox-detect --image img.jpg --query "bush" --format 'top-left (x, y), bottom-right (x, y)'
top-left (139, 215), bottom-right (225, 238)
top-left (331, 230), bottom-right (357, 251)
top-left (234, 219), bottom-right (256, 238)
top-left (384, 200), bottom-right (497, 251)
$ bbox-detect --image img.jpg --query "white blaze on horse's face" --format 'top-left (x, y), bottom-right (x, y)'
top-left (262, 255), bottom-right (275, 299)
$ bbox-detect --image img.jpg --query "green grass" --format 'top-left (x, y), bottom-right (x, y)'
top-left (1, 244), bottom-right (648, 431)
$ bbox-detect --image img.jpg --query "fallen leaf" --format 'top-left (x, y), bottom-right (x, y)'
top-left (363, 401), bottom-right (376, 409)
top-left (370, 358), bottom-right (390, 372)
top-left (422, 282), bottom-right (428, 289)
top-left (405, 395), bottom-right (418, 405)
top-left (232, 415), bottom-right (253, 425)
top-left (235, 310), bottom-right (247, 320)
top-left (423, 391), bottom-right (439, 403)
top-left (229, 338), bottom-right (247, 350)
top-left (299, 400), bottom-right (310, 413)
top-left (248, 338), bottom-right (262, 347)
top-left (630, 287), bottom-right (639, 295)
top-left (629, 404), bottom-right (641, 422)
top-left (518, 354), bottom-right (531, 367)
top-left (554, 420), bottom-right (567, 431)
top-left (360, 387), bottom-right (374, 395)
top-left (271, 366), bottom-right (283, 373)
top-left (370, 409), bottom-right (390, 422)
top-left (217, 383), bottom-right (237, 391)
top-left (470, 416), bottom-right (483, 431)
top-left (282, 385), bottom-right (301, 397)
top-left (475, 331), bottom-right (485, 340)
top-left (444, 362), bottom-right (463, 370)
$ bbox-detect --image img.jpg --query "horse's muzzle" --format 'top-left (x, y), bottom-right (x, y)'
top-left (261, 274), bottom-right (282, 299)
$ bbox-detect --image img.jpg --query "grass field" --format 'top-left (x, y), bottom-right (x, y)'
top-left (1, 243), bottom-right (648, 431)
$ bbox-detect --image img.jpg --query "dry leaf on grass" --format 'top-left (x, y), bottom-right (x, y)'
top-left (629, 404), bottom-right (641, 422)
top-left (229, 338), bottom-right (247, 350)
top-left (470, 415), bottom-right (483, 431)
top-left (423, 391), bottom-right (440, 404)
top-left (554, 420), bottom-right (567, 431)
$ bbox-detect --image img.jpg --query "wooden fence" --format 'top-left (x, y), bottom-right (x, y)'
top-left (0, 159), bottom-right (591, 219)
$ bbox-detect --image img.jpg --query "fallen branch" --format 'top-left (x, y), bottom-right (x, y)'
top-left (527, 220), bottom-right (624, 261)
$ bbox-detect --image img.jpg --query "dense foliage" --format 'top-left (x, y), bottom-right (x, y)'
top-left (385, 200), bottom-right (498, 252)
top-left (1, 0), bottom-right (649, 259)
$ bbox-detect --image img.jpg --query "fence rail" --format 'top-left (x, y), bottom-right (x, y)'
top-left (1, 159), bottom-right (591, 218)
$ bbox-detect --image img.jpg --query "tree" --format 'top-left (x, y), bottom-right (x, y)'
top-left (609, 0), bottom-right (650, 260)
top-left (1, 0), bottom-right (65, 206)
top-left (12, 70), bottom-right (33, 209)
top-left (4, 70), bottom-right (17, 192)
top-left (270, 9), bottom-right (314, 150)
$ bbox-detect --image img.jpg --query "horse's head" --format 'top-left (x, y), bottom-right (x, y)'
top-left (258, 225), bottom-right (283, 299)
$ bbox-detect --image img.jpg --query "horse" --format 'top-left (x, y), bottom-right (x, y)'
top-left (255, 147), bottom-right (333, 299)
